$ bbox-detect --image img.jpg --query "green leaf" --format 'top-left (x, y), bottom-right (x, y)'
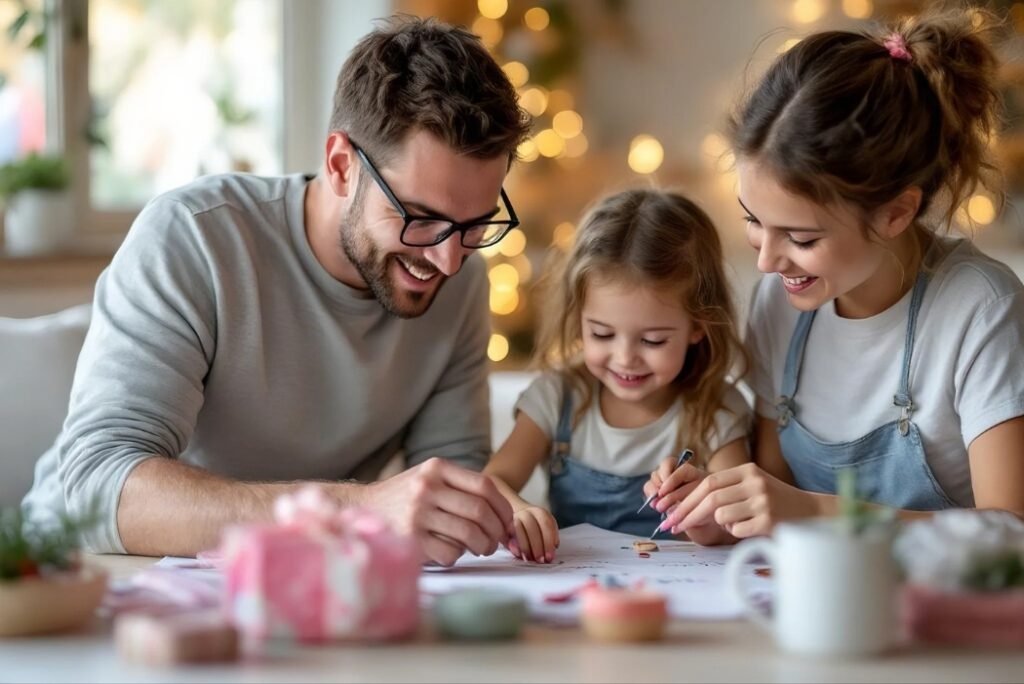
top-left (7, 10), bottom-right (29, 42)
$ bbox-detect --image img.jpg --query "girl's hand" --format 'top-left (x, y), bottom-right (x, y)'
top-left (506, 505), bottom-right (559, 563)
top-left (662, 463), bottom-right (821, 539)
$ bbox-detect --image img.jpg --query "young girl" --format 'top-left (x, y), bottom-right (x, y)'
top-left (662, 7), bottom-right (1024, 540)
top-left (484, 189), bottom-right (751, 563)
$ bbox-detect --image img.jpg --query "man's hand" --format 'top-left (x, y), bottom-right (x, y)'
top-left (357, 458), bottom-right (515, 566)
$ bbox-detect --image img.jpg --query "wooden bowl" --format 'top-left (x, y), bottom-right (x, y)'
top-left (0, 566), bottom-right (108, 637)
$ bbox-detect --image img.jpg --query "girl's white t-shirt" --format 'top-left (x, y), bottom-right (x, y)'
top-left (515, 372), bottom-right (751, 477)
top-left (745, 236), bottom-right (1024, 506)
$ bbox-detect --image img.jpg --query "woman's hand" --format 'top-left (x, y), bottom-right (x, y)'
top-left (642, 458), bottom-right (732, 545)
top-left (662, 463), bottom-right (822, 539)
top-left (506, 505), bottom-right (560, 563)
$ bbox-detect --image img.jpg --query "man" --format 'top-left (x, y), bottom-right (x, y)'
top-left (23, 16), bottom-right (530, 566)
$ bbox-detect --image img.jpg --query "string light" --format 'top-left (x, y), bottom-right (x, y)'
top-left (471, 16), bottom-right (503, 48)
top-left (552, 110), bottom-right (584, 139)
top-left (517, 137), bottom-right (539, 163)
top-left (967, 195), bottom-right (996, 225)
top-left (524, 7), bottom-right (550, 31)
top-left (519, 87), bottom-right (549, 117)
top-left (535, 128), bottom-right (566, 157)
top-left (552, 222), bottom-right (575, 250)
top-left (791, 0), bottom-right (826, 24)
top-left (488, 333), bottom-right (510, 362)
top-left (628, 135), bottom-right (664, 174)
top-left (490, 289), bottom-right (520, 315)
top-left (502, 61), bottom-right (529, 88)
top-left (499, 228), bottom-right (527, 257)
top-left (841, 0), bottom-right (872, 19)
top-left (477, 0), bottom-right (508, 20)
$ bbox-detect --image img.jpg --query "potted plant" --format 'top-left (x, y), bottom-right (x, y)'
top-left (0, 504), bottom-right (107, 637)
top-left (0, 152), bottom-right (73, 257)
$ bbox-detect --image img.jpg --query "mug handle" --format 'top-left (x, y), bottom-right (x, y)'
top-left (724, 537), bottom-right (775, 631)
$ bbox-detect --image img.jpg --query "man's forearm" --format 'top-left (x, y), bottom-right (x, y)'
top-left (116, 457), bottom-right (367, 556)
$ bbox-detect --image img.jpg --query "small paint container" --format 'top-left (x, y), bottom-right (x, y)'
top-left (580, 587), bottom-right (668, 642)
top-left (433, 588), bottom-right (527, 640)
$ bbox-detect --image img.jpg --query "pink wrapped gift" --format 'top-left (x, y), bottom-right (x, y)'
top-left (221, 486), bottom-right (420, 643)
top-left (901, 584), bottom-right (1024, 647)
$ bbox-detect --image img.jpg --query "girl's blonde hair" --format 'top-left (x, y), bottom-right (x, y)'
top-left (533, 189), bottom-right (747, 463)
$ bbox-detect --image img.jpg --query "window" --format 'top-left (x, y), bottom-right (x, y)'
top-left (0, 0), bottom-right (48, 165)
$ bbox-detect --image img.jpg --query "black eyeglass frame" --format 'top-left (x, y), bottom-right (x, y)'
top-left (352, 144), bottom-right (520, 249)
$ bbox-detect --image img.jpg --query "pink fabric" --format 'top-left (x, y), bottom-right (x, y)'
top-left (902, 584), bottom-right (1024, 646)
top-left (222, 487), bottom-right (420, 643)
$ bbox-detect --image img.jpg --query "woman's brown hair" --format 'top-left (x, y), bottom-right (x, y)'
top-left (728, 5), bottom-right (1003, 231)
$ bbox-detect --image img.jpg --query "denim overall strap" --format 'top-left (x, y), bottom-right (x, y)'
top-left (544, 382), bottom-right (670, 536)
top-left (776, 311), bottom-right (817, 428)
top-left (893, 272), bottom-right (930, 436)
top-left (775, 270), bottom-right (955, 510)
top-left (549, 382), bottom-right (574, 476)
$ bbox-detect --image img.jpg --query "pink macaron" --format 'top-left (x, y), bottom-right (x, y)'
top-left (580, 587), bottom-right (668, 642)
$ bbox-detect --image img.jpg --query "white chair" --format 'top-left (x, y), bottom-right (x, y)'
top-left (0, 304), bottom-right (91, 507)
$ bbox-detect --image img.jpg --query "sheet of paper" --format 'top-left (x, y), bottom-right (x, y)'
top-left (421, 523), bottom-right (771, 623)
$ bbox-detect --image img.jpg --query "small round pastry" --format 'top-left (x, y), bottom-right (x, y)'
top-left (433, 588), bottom-right (527, 640)
top-left (580, 588), bottom-right (668, 642)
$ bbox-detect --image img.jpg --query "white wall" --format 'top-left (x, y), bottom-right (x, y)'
top-left (283, 0), bottom-right (392, 173)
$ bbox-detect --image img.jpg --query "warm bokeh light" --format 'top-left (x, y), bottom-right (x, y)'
top-left (488, 333), bottom-right (510, 361)
top-left (499, 228), bottom-right (527, 257)
top-left (791, 0), bottom-right (826, 24)
top-left (480, 242), bottom-right (503, 258)
top-left (547, 89), bottom-right (575, 112)
top-left (841, 0), bottom-right (873, 19)
top-left (490, 289), bottom-right (520, 315)
top-left (552, 221), bottom-right (576, 250)
top-left (471, 16), bottom-right (503, 48)
top-left (535, 128), bottom-right (566, 157)
top-left (510, 253), bottom-right (533, 282)
top-left (477, 0), bottom-right (508, 20)
top-left (563, 132), bottom-right (589, 158)
top-left (628, 135), bottom-right (664, 174)
top-left (517, 137), bottom-right (539, 163)
top-left (967, 195), bottom-right (997, 225)
top-left (489, 263), bottom-right (520, 291)
top-left (552, 110), bottom-right (584, 139)
top-left (519, 87), bottom-right (549, 117)
top-left (524, 7), bottom-right (550, 31)
top-left (779, 38), bottom-right (801, 53)
top-left (502, 61), bottom-right (529, 88)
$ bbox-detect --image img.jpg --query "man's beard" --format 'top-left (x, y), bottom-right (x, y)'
top-left (338, 196), bottom-right (443, 319)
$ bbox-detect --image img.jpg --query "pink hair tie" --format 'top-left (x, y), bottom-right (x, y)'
top-left (883, 33), bottom-right (912, 62)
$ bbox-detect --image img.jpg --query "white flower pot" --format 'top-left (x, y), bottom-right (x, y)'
top-left (3, 189), bottom-right (73, 257)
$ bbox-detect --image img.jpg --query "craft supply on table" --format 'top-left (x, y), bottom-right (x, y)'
top-left (632, 540), bottom-right (659, 553)
top-left (114, 610), bottom-right (239, 666)
top-left (222, 485), bottom-right (420, 643)
top-left (895, 510), bottom-right (1024, 646)
top-left (580, 586), bottom-right (668, 642)
top-left (433, 588), bottom-right (527, 640)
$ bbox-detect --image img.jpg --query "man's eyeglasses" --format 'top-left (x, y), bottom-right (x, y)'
top-left (352, 143), bottom-right (520, 249)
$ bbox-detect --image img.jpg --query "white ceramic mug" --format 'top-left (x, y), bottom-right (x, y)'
top-left (724, 518), bottom-right (899, 657)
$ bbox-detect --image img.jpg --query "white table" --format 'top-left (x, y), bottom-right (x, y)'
top-left (2, 554), bottom-right (1023, 683)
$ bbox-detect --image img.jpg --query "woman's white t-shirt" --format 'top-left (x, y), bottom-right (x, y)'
top-left (745, 237), bottom-right (1024, 506)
